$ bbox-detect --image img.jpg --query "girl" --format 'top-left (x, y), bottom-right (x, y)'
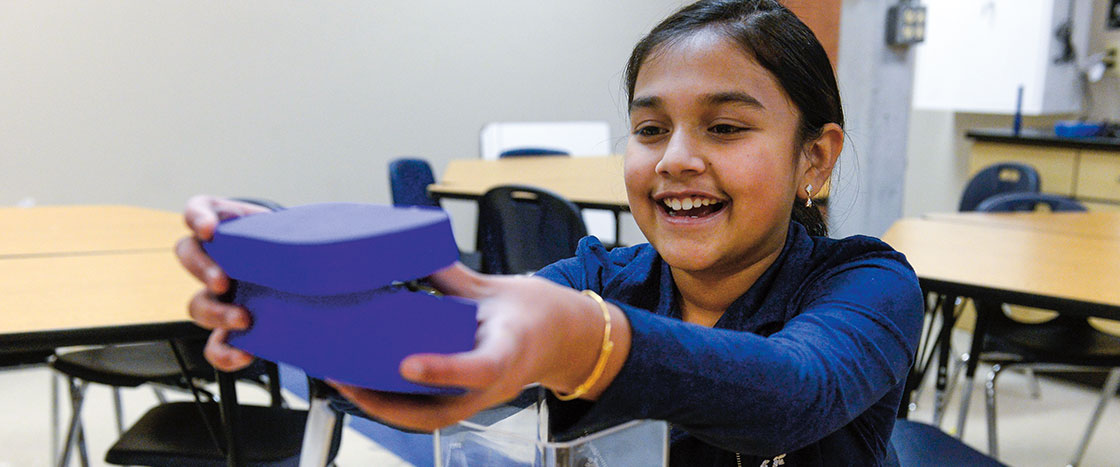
top-left (178, 0), bottom-right (923, 464)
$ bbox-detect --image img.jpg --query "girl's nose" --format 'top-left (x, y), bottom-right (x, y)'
top-left (655, 130), bottom-right (706, 178)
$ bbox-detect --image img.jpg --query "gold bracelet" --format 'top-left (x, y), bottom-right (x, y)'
top-left (552, 290), bottom-right (614, 401)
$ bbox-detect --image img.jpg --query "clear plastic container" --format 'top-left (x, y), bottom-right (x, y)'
top-left (434, 387), bottom-right (668, 467)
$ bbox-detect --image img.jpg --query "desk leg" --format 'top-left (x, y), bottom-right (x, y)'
top-left (218, 371), bottom-right (241, 467)
top-left (931, 295), bottom-right (958, 427)
top-left (955, 299), bottom-right (992, 439)
top-left (613, 210), bottom-right (622, 247)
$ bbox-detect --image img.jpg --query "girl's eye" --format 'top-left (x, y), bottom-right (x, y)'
top-left (710, 124), bottom-right (747, 134)
top-left (634, 126), bottom-right (667, 137)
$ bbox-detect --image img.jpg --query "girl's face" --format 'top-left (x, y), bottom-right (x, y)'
top-left (625, 32), bottom-right (811, 277)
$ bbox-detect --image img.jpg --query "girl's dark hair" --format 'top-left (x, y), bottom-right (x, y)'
top-left (624, 0), bottom-right (842, 237)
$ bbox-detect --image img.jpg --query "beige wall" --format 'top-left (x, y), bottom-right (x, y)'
top-left (1, 1), bottom-right (686, 246)
top-left (904, 0), bottom-right (1120, 216)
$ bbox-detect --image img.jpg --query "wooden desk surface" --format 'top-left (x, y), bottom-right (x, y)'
top-left (0, 251), bottom-right (198, 336)
top-left (428, 155), bottom-right (630, 209)
top-left (882, 217), bottom-right (1120, 316)
top-left (0, 206), bottom-right (202, 351)
top-left (923, 211), bottom-right (1120, 239)
top-left (0, 205), bottom-right (188, 257)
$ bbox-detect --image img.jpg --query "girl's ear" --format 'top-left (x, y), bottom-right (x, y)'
top-left (799, 123), bottom-right (844, 199)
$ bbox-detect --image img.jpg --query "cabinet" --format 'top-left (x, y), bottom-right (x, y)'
top-left (912, 0), bottom-right (1090, 115)
top-left (969, 142), bottom-right (1077, 196)
top-left (967, 134), bottom-right (1120, 209)
top-left (1076, 151), bottom-right (1120, 203)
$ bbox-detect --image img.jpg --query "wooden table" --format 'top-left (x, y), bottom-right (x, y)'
top-left (0, 205), bottom-right (203, 352)
top-left (0, 205), bottom-right (187, 258)
top-left (923, 211), bottom-right (1120, 240)
top-left (882, 211), bottom-right (1120, 435)
top-left (884, 214), bottom-right (1120, 318)
top-left (427, 155), bottom-right (629, 211)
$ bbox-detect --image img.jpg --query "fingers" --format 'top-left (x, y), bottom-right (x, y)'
top-left (184, 195), bottom-right (223, 241)
top-left (175, 237), bottom-right (229, 294)
top-left (184, 195), bottom-right (270, 241)
top-left (204, 329), bottom-right (255, 372)
top-left (188, 290), bottom-right (250, 330)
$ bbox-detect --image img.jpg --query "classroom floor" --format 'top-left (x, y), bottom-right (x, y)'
top-left (2, 331), bottom-right (1118, 466)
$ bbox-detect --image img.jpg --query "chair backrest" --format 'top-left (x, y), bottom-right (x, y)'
top-left (477, 185), bottom-right (588, 275)
top-left (959, 163), bottom-right (1041, 212)
top-left (975, 192), bottom-right (1088, 213)
top-left (480, 121), bottom-right (612, 160)
top-left (499, 147), bottom-right (570, 158)
top-left (388, 158), bottom-right (440, 208)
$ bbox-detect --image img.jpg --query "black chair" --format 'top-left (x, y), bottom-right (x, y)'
top-left (958, 162), bottom-right (1041, 212)
top-left (494, 148), bottom-right (621, 248)
top-left (476, 185), bottom-right (587, 275)
top-left (388, 158), bottom-right (440, 208)
top-left (104, 360), bottom-right (344, 467)
top-left (975, 191), bottom-right (1086, 212)
top-left (956, 193), bottom-right (1120, 464)
top-left (50, 340), bottom-right (216, 466)
top-left (498, 147), bottom-right (569, 158)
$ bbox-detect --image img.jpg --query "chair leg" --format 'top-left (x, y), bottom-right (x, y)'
top-left (984, 363), bottom-right (1005, 459)
top-left (1023, 368), bottom-right (1042, 399)
top-left (75, 421), bottom-right (89, 467)
top-left (1068, 368), bottom-right (1120, 467)
top-left (935, 351), bottom-right (968, 427)
top-left (51, 372), bottom-right (60, 467)
top-left (152, 386), bottom-right (167, 403)
top-left (58, 377), bottom-right (89, 467)
top-left (955, 374), bottom-right (975, 438)
top-left (112, 387), bottom-right (125, 435)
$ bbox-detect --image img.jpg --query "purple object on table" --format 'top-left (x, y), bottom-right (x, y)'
top-left (203, 203), bottom-right (477, 394)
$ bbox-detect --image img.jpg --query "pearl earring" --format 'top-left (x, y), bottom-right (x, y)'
top-left (805, 184), bottom-right (813, 208)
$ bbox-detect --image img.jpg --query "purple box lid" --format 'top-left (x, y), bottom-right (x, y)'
top-left (203, 203), bottom-right (459, 296)
top-left (203, 203), bottom-right (476, 394)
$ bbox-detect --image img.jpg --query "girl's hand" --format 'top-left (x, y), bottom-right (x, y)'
top-left (329, 263), bottom-right (631, 432)
top-left (174, 195), bottom-right (271, 371)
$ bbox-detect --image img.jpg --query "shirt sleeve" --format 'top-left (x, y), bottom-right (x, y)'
top-left (560, 254), bottom-right (924, 456)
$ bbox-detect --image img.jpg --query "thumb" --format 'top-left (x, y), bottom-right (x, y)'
top-left (399, 334), bottom-right (515, 391)
top-left (427, 262), bottom-right (488, 299)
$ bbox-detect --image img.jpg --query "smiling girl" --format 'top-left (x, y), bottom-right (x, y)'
top-left (178, 0), bottom-right (923, 465)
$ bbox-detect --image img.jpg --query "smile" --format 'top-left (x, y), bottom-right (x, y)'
top-left (659, 196), bottom-right (727, 218)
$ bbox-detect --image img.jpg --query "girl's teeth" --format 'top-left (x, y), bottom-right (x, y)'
top-left (664, 197), bottom-right (721, 211)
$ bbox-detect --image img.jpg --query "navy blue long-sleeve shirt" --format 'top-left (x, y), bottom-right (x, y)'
top-left (535, 222), bottom-right (924, 466)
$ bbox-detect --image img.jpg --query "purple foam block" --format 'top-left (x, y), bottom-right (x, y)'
top-left (202, 203), bottom-right (477, 394)
top-left (228, 283), bottom-right (476, 394)
top-left (203, 203), bottom-right (459, 296)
